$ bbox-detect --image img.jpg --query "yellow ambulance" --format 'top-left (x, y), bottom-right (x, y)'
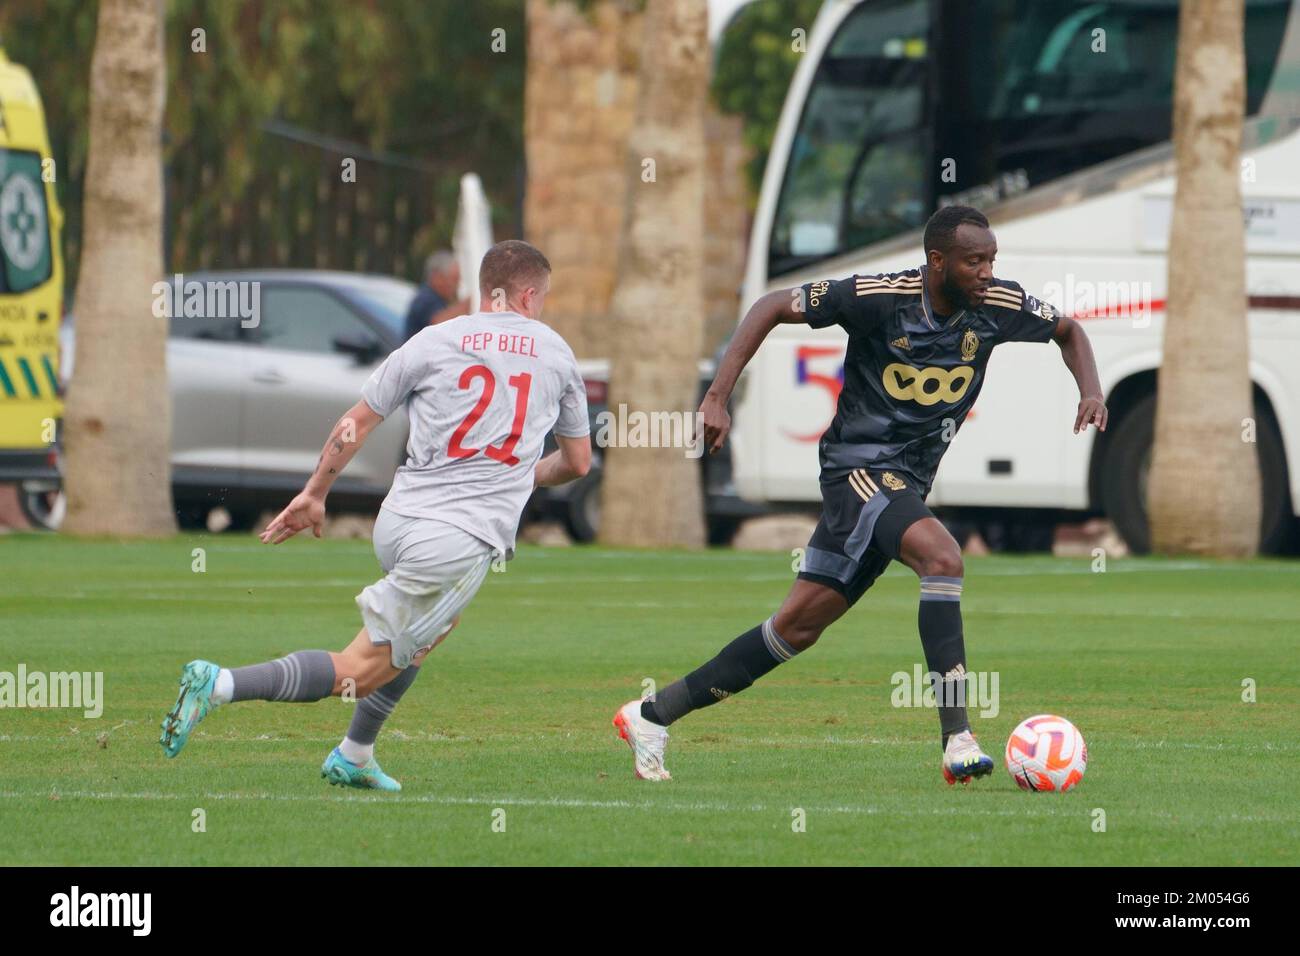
top-left (0, 41), bottom-right (64, 527)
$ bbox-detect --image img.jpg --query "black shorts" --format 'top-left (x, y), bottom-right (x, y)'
top-left (796, 468), bottom-right (933, 606)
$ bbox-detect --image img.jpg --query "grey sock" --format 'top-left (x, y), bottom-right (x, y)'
top-left (345, 664), bottom-right (422, 745)
top-left (230, 650), bottom-right (335, 703)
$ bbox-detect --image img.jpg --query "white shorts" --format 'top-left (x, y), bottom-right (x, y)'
top-left (356, 509), bottom-right (496, 669)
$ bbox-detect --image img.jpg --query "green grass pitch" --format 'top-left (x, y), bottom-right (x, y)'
top-left (1, 534), bottom-right (1297, 866)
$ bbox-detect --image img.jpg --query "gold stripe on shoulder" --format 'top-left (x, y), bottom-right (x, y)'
top-left (856, 274), bottom-right (921, 286)
top-left (857, 278), bottom-right (922, 294)
top-left (856, 280), bottom-right (922, 290)
top-left (984, 286), bottom-right (1022, 304)
top-left (856, 273), bottom-right (920, 292)
top-left (857, 287), bottom-right (921, 297)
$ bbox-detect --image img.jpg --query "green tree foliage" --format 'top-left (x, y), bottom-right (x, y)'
top-left (0, 0), bottom-right (526, 289)
top-left (712, 0), bottom-right (823, 197)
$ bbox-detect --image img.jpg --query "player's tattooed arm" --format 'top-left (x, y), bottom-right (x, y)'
top-left (259, 399), bottom-right (384, 544)
top-left (303, 399), bottom-right (383, 495)
top-left (699, 289), bottom-right (804, 454)
top-left (1052, 315), bottom-right (1108, 433)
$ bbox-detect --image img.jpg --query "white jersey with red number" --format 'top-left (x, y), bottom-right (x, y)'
top-left (361, 310), bottom-right (589, 558)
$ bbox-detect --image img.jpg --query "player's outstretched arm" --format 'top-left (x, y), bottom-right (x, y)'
top-left (535, 433), bottom-right (592, 488)
top-left (700, 288), bottom-right (806, 453)
top-left (260, 399), bottom-right (385, 544)
top-left (1052, 315), bottom-right (1108, 434)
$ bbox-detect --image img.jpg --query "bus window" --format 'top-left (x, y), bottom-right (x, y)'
top-left (768, 0), bottom-right (930, 277)
top-left (936, 0), bottom-right (1287, 208)
top-left (0, 148), bottom-right (53, 294)
top-left (767, 0), bottom-right (1290, 277)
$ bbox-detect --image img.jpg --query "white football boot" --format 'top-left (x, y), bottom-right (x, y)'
top-left (613, 700), bottom-right (672, 781)
top-left (942, 729), bottom-right (995, 785)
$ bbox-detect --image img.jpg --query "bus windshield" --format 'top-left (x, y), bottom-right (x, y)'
top-left (768, 0), bottom-right (1290, 277)
top-left (769, 0), bottom-right (931, 276)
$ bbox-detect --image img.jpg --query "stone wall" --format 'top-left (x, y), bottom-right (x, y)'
top-left (524, 0), bottom-right (750, 360)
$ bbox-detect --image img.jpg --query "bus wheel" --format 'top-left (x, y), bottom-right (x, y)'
top-left (1101, 393), bottom-right (1294, 554)
top-left (18, 480), bottom-right (66, 531)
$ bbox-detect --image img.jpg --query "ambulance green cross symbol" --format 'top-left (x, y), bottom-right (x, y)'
top-left (0, 169), bottom-right (46, 274)
top-left (5, 185), bottom-right (38, 256)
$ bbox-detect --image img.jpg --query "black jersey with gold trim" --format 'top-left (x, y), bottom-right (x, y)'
top-left (797, 266), bottom-right (1061, 494)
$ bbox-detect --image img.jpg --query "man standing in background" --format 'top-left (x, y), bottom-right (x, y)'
top-left (404, 251), bottom-right (469, 341)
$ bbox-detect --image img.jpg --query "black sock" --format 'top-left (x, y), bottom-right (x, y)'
top-left (918, 576), bottom-right (969, 749)
top-left (641, 618), bottom-right (799, 727)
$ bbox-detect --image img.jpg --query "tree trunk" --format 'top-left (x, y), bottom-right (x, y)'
top-left (62, 0), bottom-right (174, 537)
top-left (598, 0), bottom-right (708, 548)
top-left (524, 0), bottom-right (643, 357)
top-left (1148, 0), bottom-right (1259, 556)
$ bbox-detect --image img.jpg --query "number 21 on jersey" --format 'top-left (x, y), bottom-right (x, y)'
top-left (447, 365), bottom-right (532, 466)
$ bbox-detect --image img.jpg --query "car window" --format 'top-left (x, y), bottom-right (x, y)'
top-left (341, 279), bottom-right (417, 342)
top-left (167, 278), bottom-right (247, 342)
top-left (254, 286), bottom-right (374, 354)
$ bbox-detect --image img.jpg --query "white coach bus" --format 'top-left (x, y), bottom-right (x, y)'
top-left (730, 0), bottom-right (1300, 552)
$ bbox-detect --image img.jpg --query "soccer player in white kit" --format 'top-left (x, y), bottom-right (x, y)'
top-left (159, 241), bottom-right (592, 790)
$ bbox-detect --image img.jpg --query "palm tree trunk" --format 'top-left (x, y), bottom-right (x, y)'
top-left (598, 0), bottom-right (707, 548)
top-left (62, 0), bottom-right (174, 536)
top-left (1148, 0), bottom-right (1259, 556)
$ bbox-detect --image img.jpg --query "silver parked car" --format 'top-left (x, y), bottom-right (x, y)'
top-left (51, 270), bottom-right (415, 529)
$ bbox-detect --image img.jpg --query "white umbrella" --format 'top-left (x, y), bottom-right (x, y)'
top-left (452, 172), bottom-right (494, 313)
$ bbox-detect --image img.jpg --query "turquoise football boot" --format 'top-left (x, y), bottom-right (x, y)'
top-left (321, 747), bottom-right (402, 792)
top-left (160, 659), bottom-right (220, 758)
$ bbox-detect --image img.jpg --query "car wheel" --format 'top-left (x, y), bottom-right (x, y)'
top-left (706, 515), bottom-right (742, 546)
top-left (564, 468), bottom-right (602, 543)
top-left (224, 508), bottom-right (259, 532)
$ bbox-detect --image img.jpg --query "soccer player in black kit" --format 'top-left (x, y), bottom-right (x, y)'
top-left (614, 205), bottom-right (1108, 784)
